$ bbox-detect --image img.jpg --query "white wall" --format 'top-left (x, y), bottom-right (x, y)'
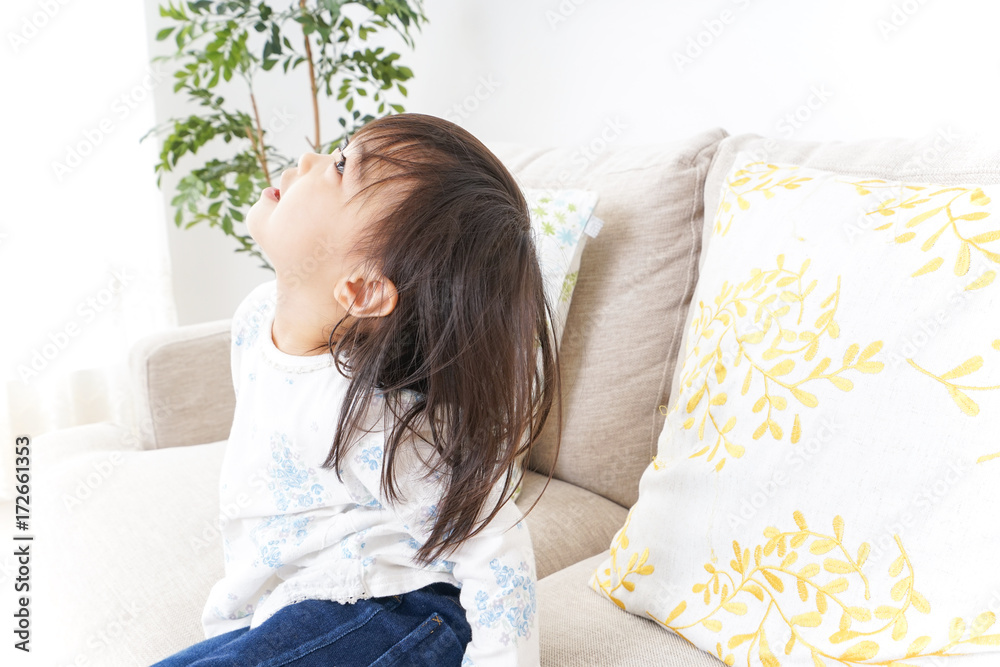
top-left (143, 0), bottom-right (1000, 326)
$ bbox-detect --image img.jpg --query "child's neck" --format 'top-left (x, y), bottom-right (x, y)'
top-left (271, 281), bottom-right (345, 356)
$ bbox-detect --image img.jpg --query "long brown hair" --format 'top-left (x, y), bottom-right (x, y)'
top-left (316, 113), bottom-right (562, 567)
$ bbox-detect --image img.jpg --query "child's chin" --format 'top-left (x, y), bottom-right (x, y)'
top-left (245, 211), bottom-right (263, 239)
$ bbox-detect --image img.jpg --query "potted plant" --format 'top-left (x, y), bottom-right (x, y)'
top-left (142, 0), bottom-right (427, 270)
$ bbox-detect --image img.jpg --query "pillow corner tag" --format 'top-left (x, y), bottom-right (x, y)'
top-left (583, 216), bottom-right (604, 239)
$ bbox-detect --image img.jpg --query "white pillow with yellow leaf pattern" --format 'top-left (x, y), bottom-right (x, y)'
top-left (589, 151), bottom-right (1000, 666)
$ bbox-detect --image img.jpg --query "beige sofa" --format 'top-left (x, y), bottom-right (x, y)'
top-left (30, 126), bottom-right (993, 666)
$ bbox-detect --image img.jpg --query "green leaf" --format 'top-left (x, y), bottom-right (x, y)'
top-left (149, 0), bottom-right (423, 274)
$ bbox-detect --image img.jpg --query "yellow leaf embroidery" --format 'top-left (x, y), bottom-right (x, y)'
top-left (912, 257), bottom-right (943, 277)
top-left (673, 261), bottom-right (881, 472)
top-left (965, 270), bottom-right (996, 290)
top-left (843, 181), bottom-right (998, 292)
top-left (640, 513), bottom-right (998, 667)
top-left (906, 353), bottom-right (998, 431)
top-left (839, 640), bottom-right (879, 661)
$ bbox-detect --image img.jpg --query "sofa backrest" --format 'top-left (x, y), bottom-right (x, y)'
top-left (489, 128), bottom-right (728, 508)
top-left (129, 318), bottom-right (234, 450)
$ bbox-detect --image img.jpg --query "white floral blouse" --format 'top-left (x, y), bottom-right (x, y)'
top-left (201, 279), bottom-right (540, 667)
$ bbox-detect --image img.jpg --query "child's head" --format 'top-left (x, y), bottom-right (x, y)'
top-left (246, 124), bottom-right (397, 329)
top-left (255, 113), bottom-right (562, 566)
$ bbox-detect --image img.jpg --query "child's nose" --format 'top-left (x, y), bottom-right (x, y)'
top-left (297, 151), bottom-right (321, 171)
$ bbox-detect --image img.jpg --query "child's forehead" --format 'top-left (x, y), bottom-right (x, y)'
top-left (347, 154), bottom-right (411, 211)
top-left (349, 136), bottom-right (418, 188)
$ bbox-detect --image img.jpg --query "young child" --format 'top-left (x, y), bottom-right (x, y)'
top-left (152, 113), bottom-right (561, 667)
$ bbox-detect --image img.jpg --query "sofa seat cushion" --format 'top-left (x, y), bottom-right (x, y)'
top-left (514, 469), bottom-right (629, 579)
top-left (29, 425), bottom-right (629, 664)
top-left (32, 436), bottom-right (228, 667)
top-left (539, 552), bottom-right (724, 666)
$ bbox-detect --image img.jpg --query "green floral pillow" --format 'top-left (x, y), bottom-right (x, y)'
top-left (509, 188), bottom-right (602, 502)
top-left (529, 188), bottom-right (602, 342)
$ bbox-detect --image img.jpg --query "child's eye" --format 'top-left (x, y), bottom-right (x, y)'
top-left (334, 136), bottom-right (349, 175)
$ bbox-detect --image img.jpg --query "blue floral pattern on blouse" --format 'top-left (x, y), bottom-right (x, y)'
top-left (356, 445), bottom-right (383, 471)
top-left (249, 513), bottom-right (313, 569)
top-left (213, 587), bottom-right (274, 622)
top-left (267, 432), bottom-right (326, 511)
top-left (473, 557), bottom-right (536, 645)
top-left (234, 299), bottom-right (271, 349)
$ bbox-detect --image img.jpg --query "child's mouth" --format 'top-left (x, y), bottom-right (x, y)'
top-left (264, 187), bottom-right (281, 202)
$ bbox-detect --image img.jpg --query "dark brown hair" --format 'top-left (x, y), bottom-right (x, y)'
top-left (315, 112), bottom-right (562, 567)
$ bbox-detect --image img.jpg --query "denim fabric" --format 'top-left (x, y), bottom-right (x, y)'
top-left (151, 582), bottom-right (471, 667)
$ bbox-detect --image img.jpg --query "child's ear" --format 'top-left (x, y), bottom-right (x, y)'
top-left (336, 269), bottom-right (397, 319)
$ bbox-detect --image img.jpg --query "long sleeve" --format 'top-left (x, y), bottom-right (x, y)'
top-left (355, 429), bottom-right (540, 667)
top-left (447, 490), bottom-right (540, 667)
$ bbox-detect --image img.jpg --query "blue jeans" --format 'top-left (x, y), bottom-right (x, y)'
top-left (151, 582), bottom-right (472, 666)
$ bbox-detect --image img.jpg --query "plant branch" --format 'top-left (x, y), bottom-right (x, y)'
top-left (247, 90), bottom-right (271, 185)
top-left (299, 0), bottom-right (320, 152)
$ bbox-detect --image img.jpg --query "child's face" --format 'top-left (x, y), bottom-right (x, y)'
top-left (247, 141), bottom-right (372, 292)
